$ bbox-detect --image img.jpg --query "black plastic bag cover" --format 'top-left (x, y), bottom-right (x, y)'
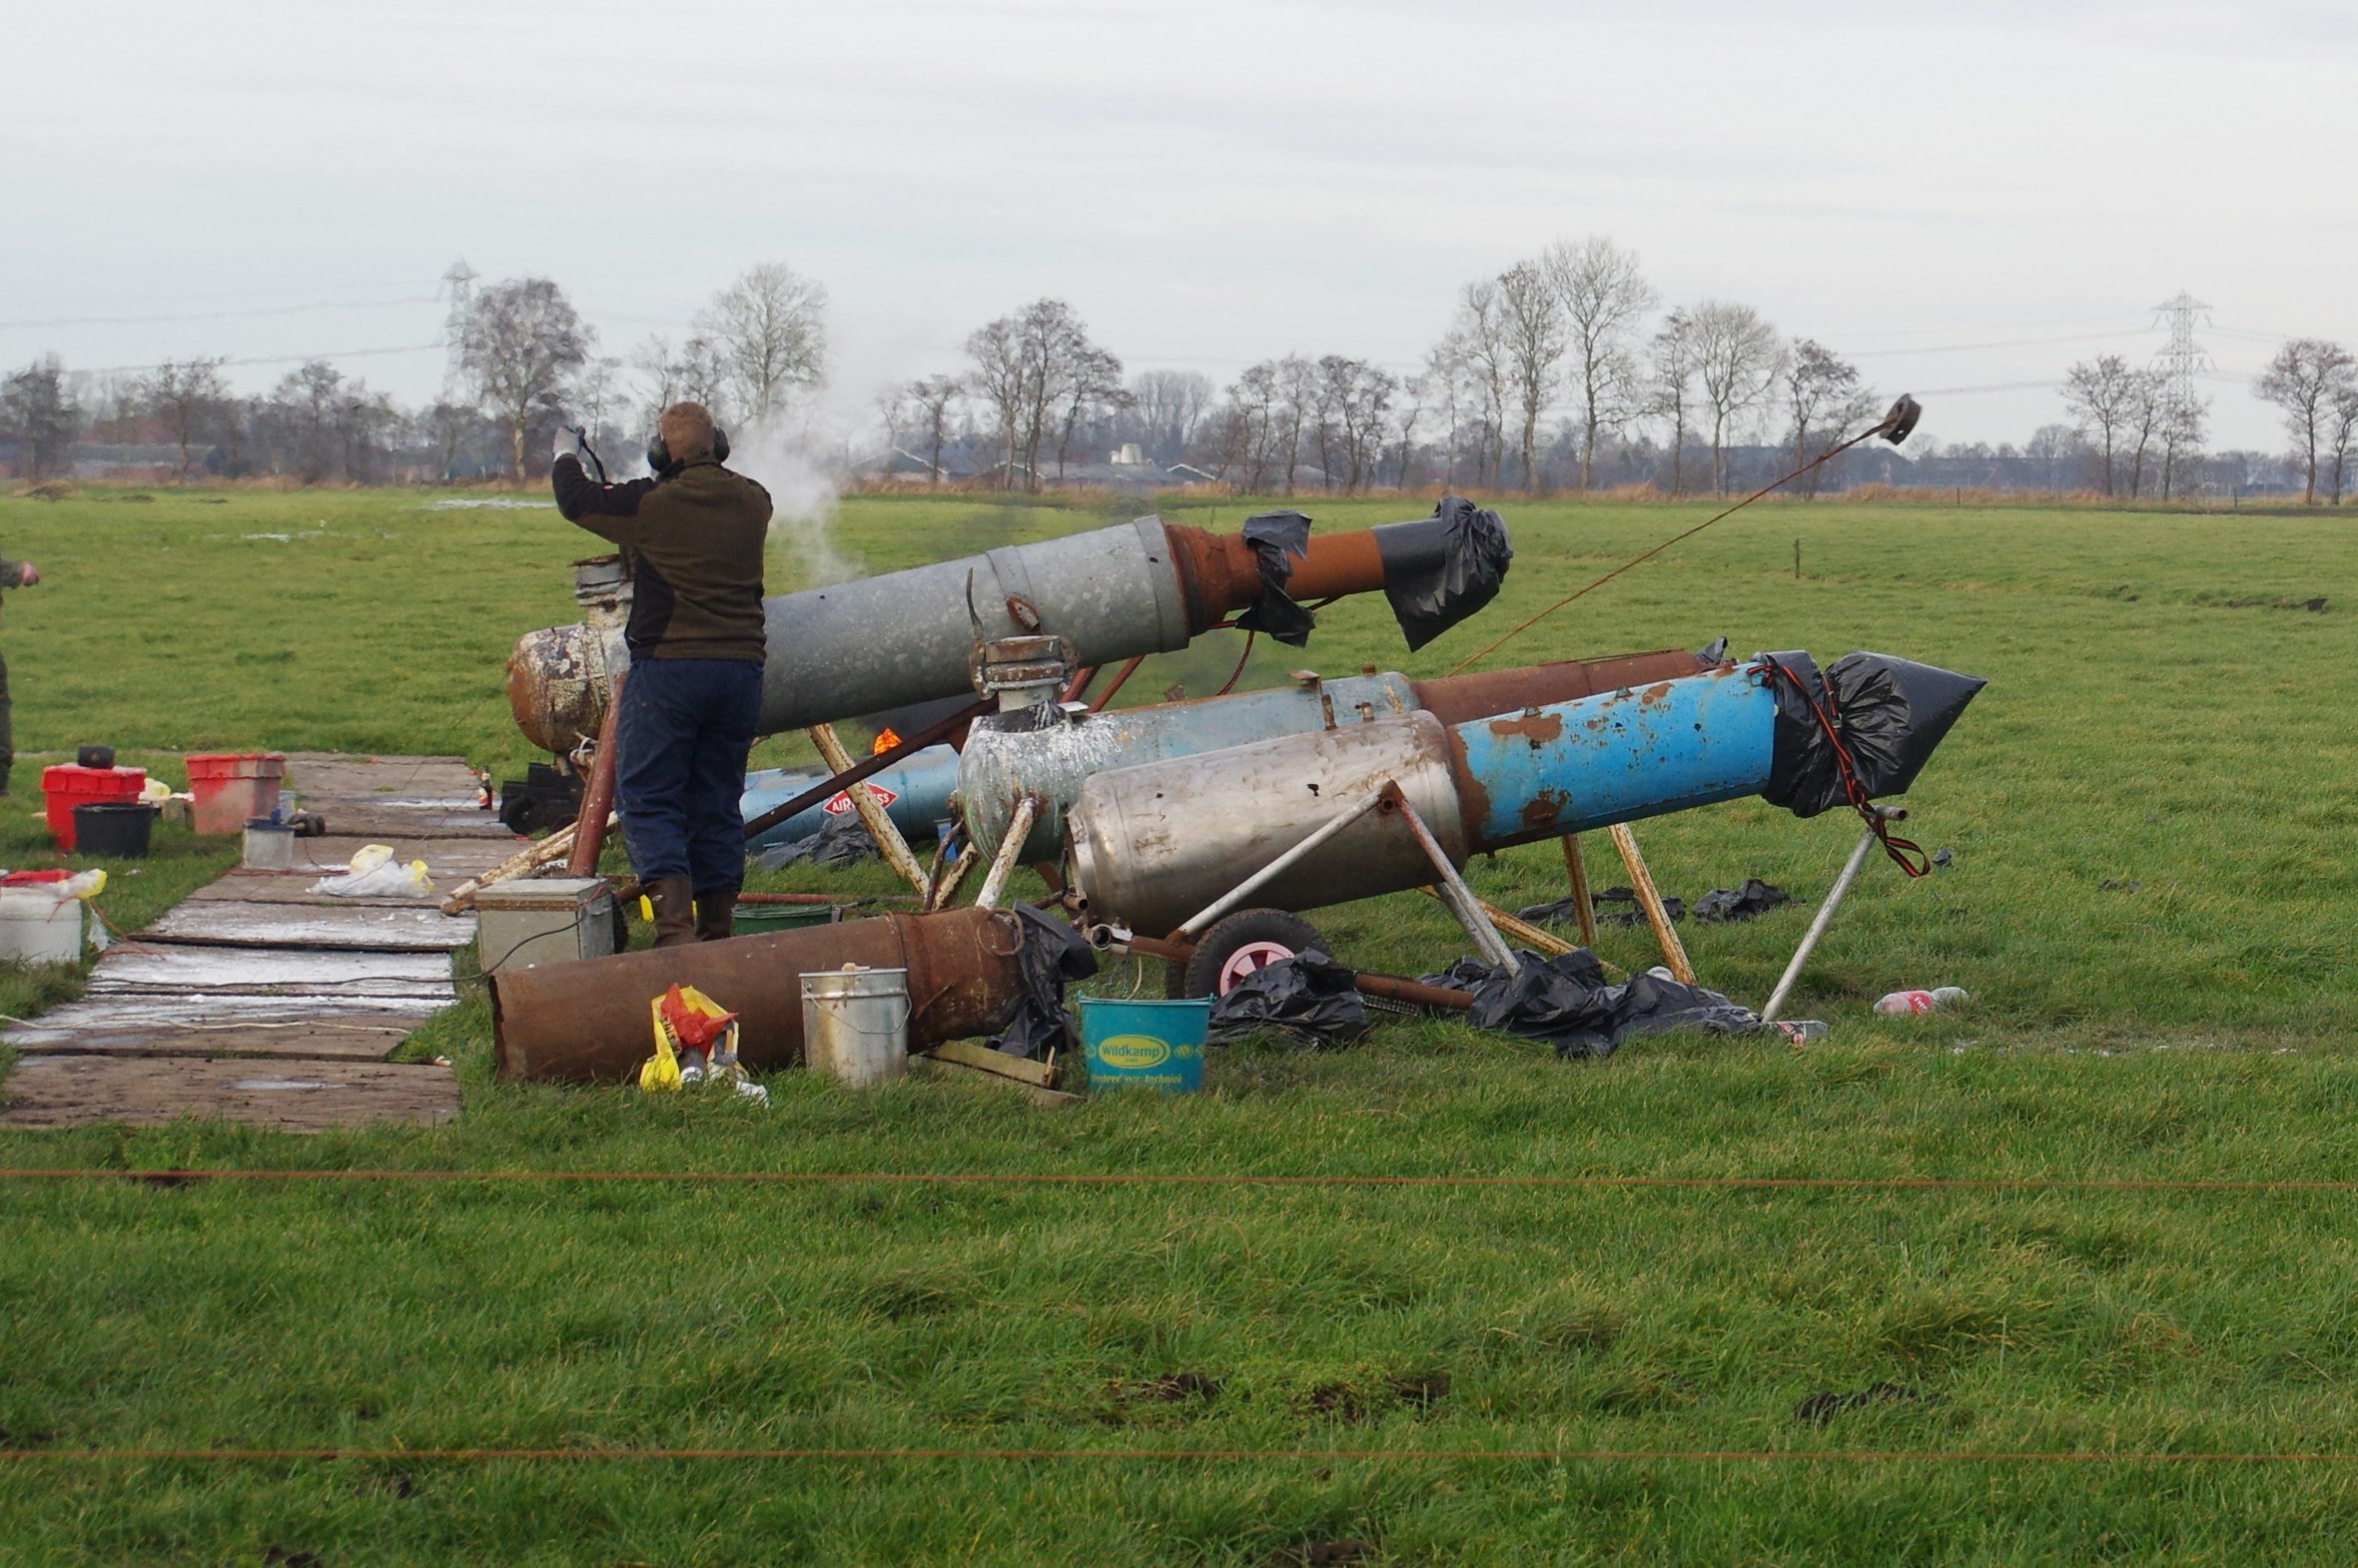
top-left (1691, 879), bottom-right (1793, 924)
top-left (755, 811), bottom-right (878, 871)
top-left (1756, 650), bottom-right (1986, 819)
top-left (986, 906), bottom-right (1100, 1060)
top-left (1429, 950), bottom-right (1762, 1059)
top-left (1206, 948), bottom-right (1369, 1048)
top-left (1374, 496), bottom-right (1513, 651)
top-left (1233, 508), bottom-right (1317, 648)
top-left (1514, 889), bottom-right (1687, 929)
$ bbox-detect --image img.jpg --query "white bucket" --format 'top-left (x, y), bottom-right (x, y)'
top-left (799, 966), bottom-right (911, 1089)
top-left (0, 888), bottom-right (83, 964)
top-left (243, 820), bottom-right (298, 869)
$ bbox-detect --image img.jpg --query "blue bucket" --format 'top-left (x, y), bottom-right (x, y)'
top-left (1078, 997), bottom-right (1211, 1094)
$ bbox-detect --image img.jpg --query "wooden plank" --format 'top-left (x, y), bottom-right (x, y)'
top-left (920, 1038), bottom-right (1060, 1088)
top-left (311, 807), bottom-right (512, 841)
top-left (0, 1001), bottom-right (419, 1061)
top-left (186, 872), bottom-right (444, 910)
top-left (142, 900), bottom-right (476, 952)
top-left (85, 944), bottom-right (454, 1004)
top-left (281, 753), bottom-right (484, 806)
top-left (278, 838), bottom-right (528, 881)
top-left (4, 995), bottom-right (435, 1049)
top-left (908, 1055), bottom-right (1086, 1108)
top-left (0, 1055), bottom-right (460, 1132)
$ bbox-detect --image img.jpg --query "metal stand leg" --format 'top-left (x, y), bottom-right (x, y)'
top-left (974, 796), bottom-right (1040, 911)
top-left (1386, 785), bottom-right (1518, 975)
top-left (1608, 822), bottom-right (1694, 984)
top-left (1760, 808), bottom-right (1906, 1024)
top-left (810, 723), bottom-right (928, 894)
top-left (1559, 833), bottom-right (1599, 948)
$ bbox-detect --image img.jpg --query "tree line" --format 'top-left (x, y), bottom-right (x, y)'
top-left (6, 238), bottom-right (2355, 502)
top-left (0, 263), bottom-right (827, 484)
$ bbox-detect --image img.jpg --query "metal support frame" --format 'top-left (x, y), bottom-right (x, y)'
top-left (1760, 808), bottom-right (1906, 1024)
top-left (1608, 821), bottom-right (1694, 984)
top-left (1558, 833), bottom-right (1600, 948)
top-left (974, 795), bottom-right (1040, 911)
top-left (1386, 784), bottom-right (1518, 974)
top-left (810, 723), bottom-right (929, 894)
top-left (1173, 789), bottom-right (1389, 940)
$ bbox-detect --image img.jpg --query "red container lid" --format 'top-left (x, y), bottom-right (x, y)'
top-left (41, 764), bottom-right (147, 793)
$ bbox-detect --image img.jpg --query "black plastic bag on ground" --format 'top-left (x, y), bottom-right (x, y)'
top-left (1377, 495), bottom-right (1513, 650)
top-left (986, 906), bottom-right (1100, 1061)
top-left (1692, 879), bottom-right (1794, 923)
top-left (1233, 508), bottom-right (1317, 647)
top-left (755, 811), bottom-right (879, 871)
top-left (1206, 949), bottom-right (1369, 1049)
top-left (1515, 889), bottom-right (1687, 930)
top-left (1756, 651), bottom-right (1987, 819)
top-left (1437, 950), bottom-right (1762, 1060)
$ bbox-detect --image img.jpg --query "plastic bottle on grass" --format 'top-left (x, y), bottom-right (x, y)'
top-left (1874, 987), bottom-right (1969, 1017)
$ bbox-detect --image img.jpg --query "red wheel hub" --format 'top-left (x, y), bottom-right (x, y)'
top-left (1215, 939), bottom-right (1297, 995)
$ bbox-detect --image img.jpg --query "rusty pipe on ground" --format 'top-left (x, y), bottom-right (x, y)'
top-left (490, 904), bottom-right (1028, 1084)
top-left (510, 510), bottom-right (1511, 753)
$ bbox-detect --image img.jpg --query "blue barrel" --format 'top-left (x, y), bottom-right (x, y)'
top-left (1078, 997), bottom-right (1210, 1094)
top-left (1451, 663), bottom-right (1780, 851)
top-left (741, 745), bottom-right (963, 851)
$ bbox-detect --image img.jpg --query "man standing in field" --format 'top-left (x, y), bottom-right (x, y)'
top-left (0, 548), bottom-right (40, 796)
top-left (550, 403), bottom-right (769, 946)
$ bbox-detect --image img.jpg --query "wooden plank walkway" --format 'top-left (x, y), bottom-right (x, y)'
top-left (0, 754), bottom-right (522, 1132)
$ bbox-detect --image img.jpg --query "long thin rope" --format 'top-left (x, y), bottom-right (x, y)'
top-left (1, 1445), bottom-right (2352, 1466)
top-left (1443, 421), bottom-right (1893, 677)
top-left (4, 1170), bottom-right (2356, 1192)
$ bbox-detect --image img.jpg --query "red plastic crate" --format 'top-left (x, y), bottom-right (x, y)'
top-left (41, 765), bottom-right (148, 852)
top-left (184, 752), bottom-right (287, 836)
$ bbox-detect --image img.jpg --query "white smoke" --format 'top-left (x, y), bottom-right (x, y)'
top-left (730, 412), bottom-right (862, 588)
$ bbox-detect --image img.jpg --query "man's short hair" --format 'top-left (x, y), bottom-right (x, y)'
top-left (658, 402), bottom-right (718, 462)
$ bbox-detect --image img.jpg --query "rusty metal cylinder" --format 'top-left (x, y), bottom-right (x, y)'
top-left (1409, 647), bottom-right (1708, 727)
top-left (1065, 712), bottom-right (1466, 937)
top-left (489, 904), bottom-right (1028, 1084)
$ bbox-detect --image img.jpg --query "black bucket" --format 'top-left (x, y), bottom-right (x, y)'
top-left (73, 802), bottom-right (155, 859)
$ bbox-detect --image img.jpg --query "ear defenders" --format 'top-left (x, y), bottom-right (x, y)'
top-left (645, 423), bottom-right (730, 476)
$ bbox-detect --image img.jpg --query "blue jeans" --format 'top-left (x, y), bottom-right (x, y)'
top-left (615, 658), bottom-right (763, 894)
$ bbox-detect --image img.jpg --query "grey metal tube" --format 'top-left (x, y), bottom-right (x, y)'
top-left (758, 516), bottom-right (1190, 735)
top-left (1066, 713), bottom-right (1465, 936)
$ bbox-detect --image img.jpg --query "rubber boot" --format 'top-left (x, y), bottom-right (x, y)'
top-left (693, 888), bottom-right (737, 943)
top-left (646, 876), bottom-right (698, 949)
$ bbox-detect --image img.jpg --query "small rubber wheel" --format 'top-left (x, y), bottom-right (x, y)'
top-left (1165, 908), bottom-right (1327, 999)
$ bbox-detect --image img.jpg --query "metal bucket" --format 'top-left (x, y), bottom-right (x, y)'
top-left (799, 966), bottom-right (912, 1089)
top-left (242, 819), bottom-right (297, 869)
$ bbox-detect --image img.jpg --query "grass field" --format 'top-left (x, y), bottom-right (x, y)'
top-left (0, 482), bottom-right (2353, 1564)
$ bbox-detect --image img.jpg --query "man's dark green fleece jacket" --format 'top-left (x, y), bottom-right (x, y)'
top-left (551, 454), bottom-right (772, 664)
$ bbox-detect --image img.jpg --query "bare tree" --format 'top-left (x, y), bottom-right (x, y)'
top-left (962, 300), bottom-right (1114, 492)
top-left (1055, 346), bottom-right (1127, 480)
top-left (899, 375), bottom-right (964, 485)
top-left (2062, 355), bottom-right (2141, 496)
top-left (1449, 281), bottom-right (1511, 486)
top-left (2157, 396), bottom-right (2207, 502)
top-left (139, 357), bottom-right (229, 477)
top-left (462, 277), bottom-right (590, 479)
top-left (1275, 354), bottom-right (1318, 491)
top-left (1495, 260), bottom-right (1568, 491)
top-left (1691, 301), bottom-right (1782, 494)
top-left (696, 261), bottom-right (828, 424)
top-left (1421, 337), bottom-right (1477, 488)
top-left (1130, 370), bottom-right (1210, 463)
top-left (1222, 361), bottom-right (1284, 491)
top-left (1312, 356), bottom-right (1396, 494)
top-left (1647, 310), bottom-right (1699, 496)
top-left (1780, 341), bottom-right (1873, 498)
top-left (2254, 339), bottom-right (2356, 504)
top-left (1544, 237), bottom-right (1658, 489)
top-left (2326, 381), bottom-right (2358, 506)
top-left (2119, 369), bottom-right (2169, 498)
top-left (629, 335), bottom-right (730, 433)
top-left (0, 356), bottom-right (83, 479)
top-left (965, 316), bottom-right (1027, 487)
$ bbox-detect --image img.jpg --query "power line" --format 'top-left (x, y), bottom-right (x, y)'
top-left (1848, 329), bottom-right (2149, 360)
top-left (0, 295), bottom-right (438, 332)
top-left (75, 344), bottom-right (446, 376)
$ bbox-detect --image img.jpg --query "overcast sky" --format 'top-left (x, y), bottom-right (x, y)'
top-left (5, 0), bottom-right (2349, 451)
